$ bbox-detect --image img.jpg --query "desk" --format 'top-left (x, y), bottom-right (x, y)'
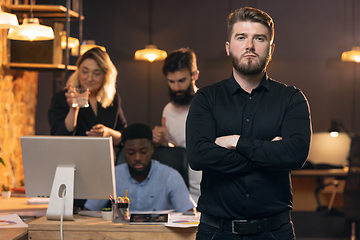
top-left (28, 215), bottom-right (198, 240)
top-left (292, 168), bottom-right (348, 178)
top-left (0, 197), bottom-right (48, 240)
top-left (291, 169), bottom-right (348, 211)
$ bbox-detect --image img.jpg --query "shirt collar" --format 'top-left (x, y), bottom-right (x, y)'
top-left (229, 72), bottom-right (270, 95)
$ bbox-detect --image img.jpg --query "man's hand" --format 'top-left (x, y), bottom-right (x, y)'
top-left (152, 117), bottom-right (169, 146)
top-left (272, 136), bottom-right (282, 141)
top-left (215, 135), bottom-right (240, 149)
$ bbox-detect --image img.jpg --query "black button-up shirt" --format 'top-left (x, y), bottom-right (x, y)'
top-left (186, 73), bottom-right (312, 220)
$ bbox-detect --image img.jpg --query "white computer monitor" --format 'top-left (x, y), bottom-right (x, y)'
top-left (20, 136), bottom-right (117, 221)
top-left (307, 132), bottom-right (351, 167)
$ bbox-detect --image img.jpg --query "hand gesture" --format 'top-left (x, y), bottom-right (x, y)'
top-left (152, 117), bottom-right (169, 146)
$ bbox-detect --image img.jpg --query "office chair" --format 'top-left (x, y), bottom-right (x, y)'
top-left (307, 132), bottom-right (351, 212)
top-left (151, 146), bottom-right (189, 188)
top-left (116, 146), bottom-right (189, 188)
top-left (344, 134), bottom-right (360, 240)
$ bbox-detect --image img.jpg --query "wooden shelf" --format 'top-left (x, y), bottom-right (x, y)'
top-left (6, 5), bottom-right (79, 19)
top-left (5, 63), bottom-right (77, 71)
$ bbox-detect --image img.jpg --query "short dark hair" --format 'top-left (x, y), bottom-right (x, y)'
top-left (227, 7), bottom-right (274, 43)
top-left (121, 123), bottom-right (153, 145)
top-left (162, 48), bottom-right (197, 76)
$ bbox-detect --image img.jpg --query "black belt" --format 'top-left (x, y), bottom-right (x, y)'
top-left (200, 211), bottom-right (290, 235)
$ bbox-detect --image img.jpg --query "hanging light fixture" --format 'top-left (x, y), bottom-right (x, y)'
top-left (7, 1), bottom-right (54, 41)
top-left (60, 31), bottom-right (79, 49)
top-left (341, 0), bottom-right (360, 62)
top-left (342, 46), bottom-right (360, 63)
top-left (79, 40), bottom-right (106, 56)
top-left (134, 0), bottom-right (167, 62)
top-left (0, 6), bottom-right (18, 29)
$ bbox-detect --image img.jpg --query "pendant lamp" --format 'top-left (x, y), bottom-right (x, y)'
top-left (342, 46), bottom-right (360, 63)
top-left (79, 40), bottom-right (106, 55)
top-left (341, 0), bottom-right (360, 62)
top-left (0, 7), bottom-right (18, 29)
top-left (7, 1), bottom-right (54, 41)
top-left (134, 0), bottom-right (166, 62)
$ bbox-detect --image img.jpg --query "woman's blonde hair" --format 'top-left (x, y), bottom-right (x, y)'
top-left (66, 47), bottom-right (118, 108)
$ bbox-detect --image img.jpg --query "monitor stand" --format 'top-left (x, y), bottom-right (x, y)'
top-left (46, 166), bottom-right (75, 221)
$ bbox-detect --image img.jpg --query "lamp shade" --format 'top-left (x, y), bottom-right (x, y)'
top-left (134, 45), bottom-right (167, 62)
top-left (60, 31), bottom-right (79, 49)
top-left (0, 9), bottom-right (18, 29)
top-left (341, 46), bottom-right (360, 63)
top-left (8, 18), bottom-right (54, 41)
top-left (79, 40), bottom-right (106, 55)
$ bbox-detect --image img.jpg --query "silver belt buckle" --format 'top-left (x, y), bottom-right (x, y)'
top-left (231, 219), bottom-right (248, 234)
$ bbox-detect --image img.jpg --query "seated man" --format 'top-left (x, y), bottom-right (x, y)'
top-left (84, 123), bottom-right (195, 212)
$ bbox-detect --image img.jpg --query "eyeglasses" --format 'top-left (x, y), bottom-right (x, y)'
top-left (80, 69), bottom-right (104, 79)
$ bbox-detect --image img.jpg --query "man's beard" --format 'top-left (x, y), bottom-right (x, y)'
top-left (168, 83), bottom-right (195, 106)
top-left (229, 50), bottom-right (271, 75)
top-left (128, 161), bottom-right (151, 176)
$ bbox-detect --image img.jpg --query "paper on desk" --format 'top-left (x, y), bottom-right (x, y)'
top-left (165, 212), bottom-right (200, 228)
top-left (0, 213), bottom-right (28, 228)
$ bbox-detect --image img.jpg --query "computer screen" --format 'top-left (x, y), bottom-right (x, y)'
top-left (307, 132), bottom-right (351, 167)
top-left (20, 136), bottom-right (117, 220)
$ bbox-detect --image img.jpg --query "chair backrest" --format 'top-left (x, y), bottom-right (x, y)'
top-left (152, 146), bottom-right (189, 188)
top-left (344, 134), bottom-right (360, 220)
top-left (115, 146), bottom-right (189, 188)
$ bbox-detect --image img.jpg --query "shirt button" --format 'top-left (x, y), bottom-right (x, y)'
top-left (246, 119), bottom-right (250, 122)
top-left (249, 96), bottom-right (252, 100)
top-left (246, 194), bottom-right (249, 197)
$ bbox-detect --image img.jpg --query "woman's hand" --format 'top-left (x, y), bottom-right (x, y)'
top-left (64, 85), bottom-right (80, 132)
top-left (65, 85), bottom-right (78, 109)
top-left (87, 124), bottom-right (122, 145)
top-left (86, 124), bottom-right (110, 137)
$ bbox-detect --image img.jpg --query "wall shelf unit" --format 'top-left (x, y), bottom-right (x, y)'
top-left (5, 63), bottom-right (77, 71)
top-left (5, 5), bottom-right (81, 19)
top-left (4, 1), bottom-right (83, 93)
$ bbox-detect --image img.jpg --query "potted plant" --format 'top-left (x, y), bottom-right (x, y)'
top-left (101, 207), bottom-right (112, 221)
top-left (0, 158), bottom-right (10, 199)
top-left (2, 184), bottom-right (11, 199)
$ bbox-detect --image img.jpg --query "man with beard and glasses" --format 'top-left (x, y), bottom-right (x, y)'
top-left (152, 48), bottom-right (202, 204)
top-left (186, 7), bottom-right (312, 240)
top-left (84, 123), bottom-right (195, 212)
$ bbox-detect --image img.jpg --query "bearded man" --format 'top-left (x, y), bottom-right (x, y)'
top-left (186, 7), bottom-right (312, 240)
top-left (152, 47), bottom-right (201, 204)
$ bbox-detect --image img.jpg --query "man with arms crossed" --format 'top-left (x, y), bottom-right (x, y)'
top-left (186, 7), bottom-right (311, 240)
top-left (153, 48), bottom-right (202, 203)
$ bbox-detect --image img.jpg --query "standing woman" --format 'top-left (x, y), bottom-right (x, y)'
top-left (48, 47), bottom-right (127, 146)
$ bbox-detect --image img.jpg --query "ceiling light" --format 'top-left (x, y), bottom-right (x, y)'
top-left (134, 44), bottom-right (167, 62)
top-left (8, 17), bottom-right (54, 41)
top-left (60, 31), bottom-right (79, 49)
top-left (341, 46), bottom-right (360, 63)
top-left (0, 7), bottom-right (18, 29)
top-left (134, 0), bottom-right (167, 62)
top-left (79, 40), bottom-right (106, 55)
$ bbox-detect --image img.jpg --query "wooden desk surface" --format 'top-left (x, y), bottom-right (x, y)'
top-left (291, 168), bottom-right (348, 177)
top-left (0, 197), bottom-right (48, 240)
top-left (1, 228), bottom-right (28, 240)
top-left (0, 197), bottom-right (48, 213)
top-left (28, 215), bottom-right (197, 240)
